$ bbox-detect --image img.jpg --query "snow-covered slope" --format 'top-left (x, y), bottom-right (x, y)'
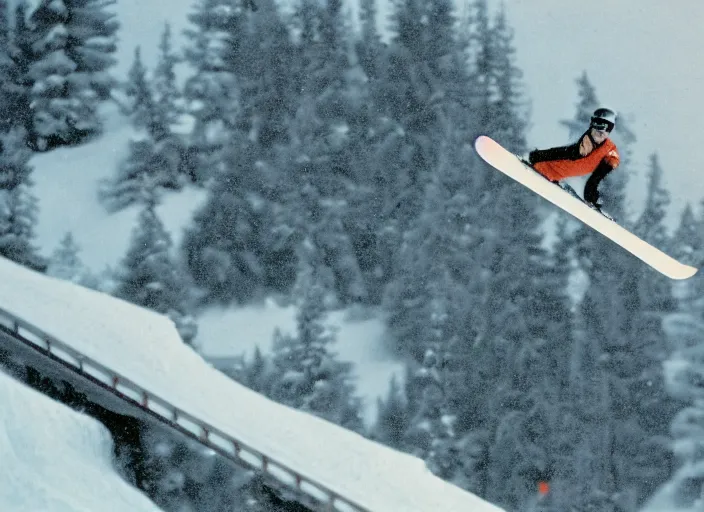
top-left (29, 103), bottom-right (402, 425)
top-left (0, 256), bottom-right (505, 512)
top-left (31, 102), bottom-right (207, 274)
top-left (0, 368), bottom-right (161, 512)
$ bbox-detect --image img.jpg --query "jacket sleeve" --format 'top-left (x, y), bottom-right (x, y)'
top-left (583, 160), bottom-right (614, 205)
top-left (529, 142), bottom-right (581, 164)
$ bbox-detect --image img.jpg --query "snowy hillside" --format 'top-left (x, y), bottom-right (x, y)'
top-left (0, 368), bottom-right (161, 512)
top-left (29, 101), bottom-right (403, 425)
top-left (0, 256), bottom-right (505, 512)
top-left (198, 301), bottom-right (405, 424)
top-left (31, 102), bottom-right (207, 274)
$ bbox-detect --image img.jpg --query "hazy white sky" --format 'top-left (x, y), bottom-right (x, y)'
top-left (114, 0), bottom-right (704, 229)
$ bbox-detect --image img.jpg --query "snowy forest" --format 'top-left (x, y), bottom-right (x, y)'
top-left (1, 0), bottom-right (704, 511)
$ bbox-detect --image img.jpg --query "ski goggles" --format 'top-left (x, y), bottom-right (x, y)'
top-left (591, 120), bottom-right (613, 132)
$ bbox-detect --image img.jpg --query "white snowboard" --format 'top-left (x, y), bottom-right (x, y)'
top-left (474, 135), bottom-right (698, 281)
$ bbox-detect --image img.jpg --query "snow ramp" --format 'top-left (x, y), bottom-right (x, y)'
top-left (0, 256), bottom-right (504, 512)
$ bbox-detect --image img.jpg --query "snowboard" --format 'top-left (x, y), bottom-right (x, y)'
top-left (474, 135), bottom-right (698, 281)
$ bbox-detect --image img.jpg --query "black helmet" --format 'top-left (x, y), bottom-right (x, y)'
top-left (591, 108), bottom-right (617, 132)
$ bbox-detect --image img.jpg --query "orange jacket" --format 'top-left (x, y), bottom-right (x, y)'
top-left (532, 132), bottom-right (620, 182)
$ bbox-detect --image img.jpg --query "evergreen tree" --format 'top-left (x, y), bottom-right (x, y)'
top-left (182, 0), bottom-right (303, 303)
top-left (46, 231), bottom-right (98, 287)
top-left (137, 427), bottom-right (274, 512)
top-left (560, 72), bottom-right (599, 139)
top-left (383, 125), bottom-right (477, 360)
top-left (485, 4), bottom-right (527, 149)
top-left (153, 23), bottom-right (182, 133)
top-left (114, 190), bottom-right (197, 344)
top-left (225, 0), bottom-right (300, 152)
top-left (182, 0), bottom-right (242, 183)
top-left (401, 290), bottom-right (462, 481)
top-left (370, 374), bottom-right (409, 449)
top-left (363, 0), bottom-right (477, 292)
top-left (275, 90), bottom-right (367, 306)
top-left (267, 256), bottom-right (364, 431)
top-left (655, 311), bottom-right (704, 511)
top-left (671, 203), bottom-right (701, 266)
top-left (636, 154), bottom-right (670, 251)
top-left (183, 141), bottom-right (288, 304)
top-left (0, 0), bottom-right (29, 134)
top-left (628, 154), bottom-right (679, 476)
top-left (24, 0), bottom-right (79, 147)
top-left (101, 26), bottom-right (191, 213)
top-left (24, 0), bottom-right (119, 148)
top-left (224, 346), bottom-right (277, 395)
top-left (68, 0), bottom-right (119, 99)
top-left (672, 202), bottom-right (704, 309)
top-left (122, 46), bottom-right (156, 132)
top-left (356, 0), bottom-right (383, 83)
top-left (0, 127), bottom-right (45, 271)
top-left (562, 78), bottom-right (676, 512)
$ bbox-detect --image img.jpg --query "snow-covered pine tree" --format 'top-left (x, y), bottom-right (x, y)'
top-left (122, 46), bottom-right (158, 134)
top-left (100, 26), bottom-right (190, 213)
top-left (223, 346), bottom-right (277, 395)
top-left (382, 122), bottom-right (477, 360)
top-left (372, 0), bottom-right (467, 240)
top-left (181, 0), bottom-right (303, 303)
top-left (355, 0), bottom-right (383, 83)
top-left (24, 0), bottom-right (118, 149)
top-left (0, 127), bottom-right (45, 271)
top-left (379, 0), bottom-right (482, 353)
top-left (65, 0), bottom-right (119, 100)
top-left (121, 22), bottom-right (184, 142)
top-left (113, 188), bottom-right (197, 344)
top-left (275, 91), bottom-right (367, 307)
top-left (633, 153), bottom-right (676, 307)
top-left (484, 4), bottom-right (528, 149)
top-left (182, 0), bottom-right (242, 183)
top-left (370, 374), bottom-right (409, 449)
top-left (268, 251), bottom-right (363, 432)
top-left (672, 203), bottom-right (702, 267)
top-left (24, 0), bottom-right (78, 148)
top-left (136, 426), bottom-right (266, 512)
top-left (672, 201), bottom-right (704, 311)
top-left (563, 76), bottom-right (676, 512)
top-left (400, 285), bottom-right (462, 481)
top-left (46, 231), bottom-right (98, 287)
top-left (182, 141), bottom-right (283, 304)
top-left (0, 0), bottom-right (29, 134)
top-left (153, 23), bottom-right (182, 134)
top-left (449, 8), bottom-right (581, 509)
top-left (656, 311), bottom-right (704, 512)
top-left (225, 0), bottom-right (300, 153)
top-left (625, 154), bottom-right (682, 505)
top-left (640, 205), bottom-right (704, 510)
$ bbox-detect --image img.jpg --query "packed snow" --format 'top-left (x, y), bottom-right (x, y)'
top-left (0, 256), bottom-right (505, 512)
top-left (0, 368), bottom-right (161, 512)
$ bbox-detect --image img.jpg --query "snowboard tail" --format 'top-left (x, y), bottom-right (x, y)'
top-left (474, 135), bottom-right (697, 280)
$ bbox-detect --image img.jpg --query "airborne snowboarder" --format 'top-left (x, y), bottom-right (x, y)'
top-left (474, 126), bottom-right (697, 280)
top-left (524, 107), bottom-right (620, 217)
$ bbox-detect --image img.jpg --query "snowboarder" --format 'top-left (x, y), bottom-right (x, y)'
top-left (525, 108), bottom-right (620, 214)
top-left (474, 133), bottom-right (698, 280)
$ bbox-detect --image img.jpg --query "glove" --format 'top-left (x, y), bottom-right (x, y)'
top-left (528, 150), bottom-right (538, 165)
